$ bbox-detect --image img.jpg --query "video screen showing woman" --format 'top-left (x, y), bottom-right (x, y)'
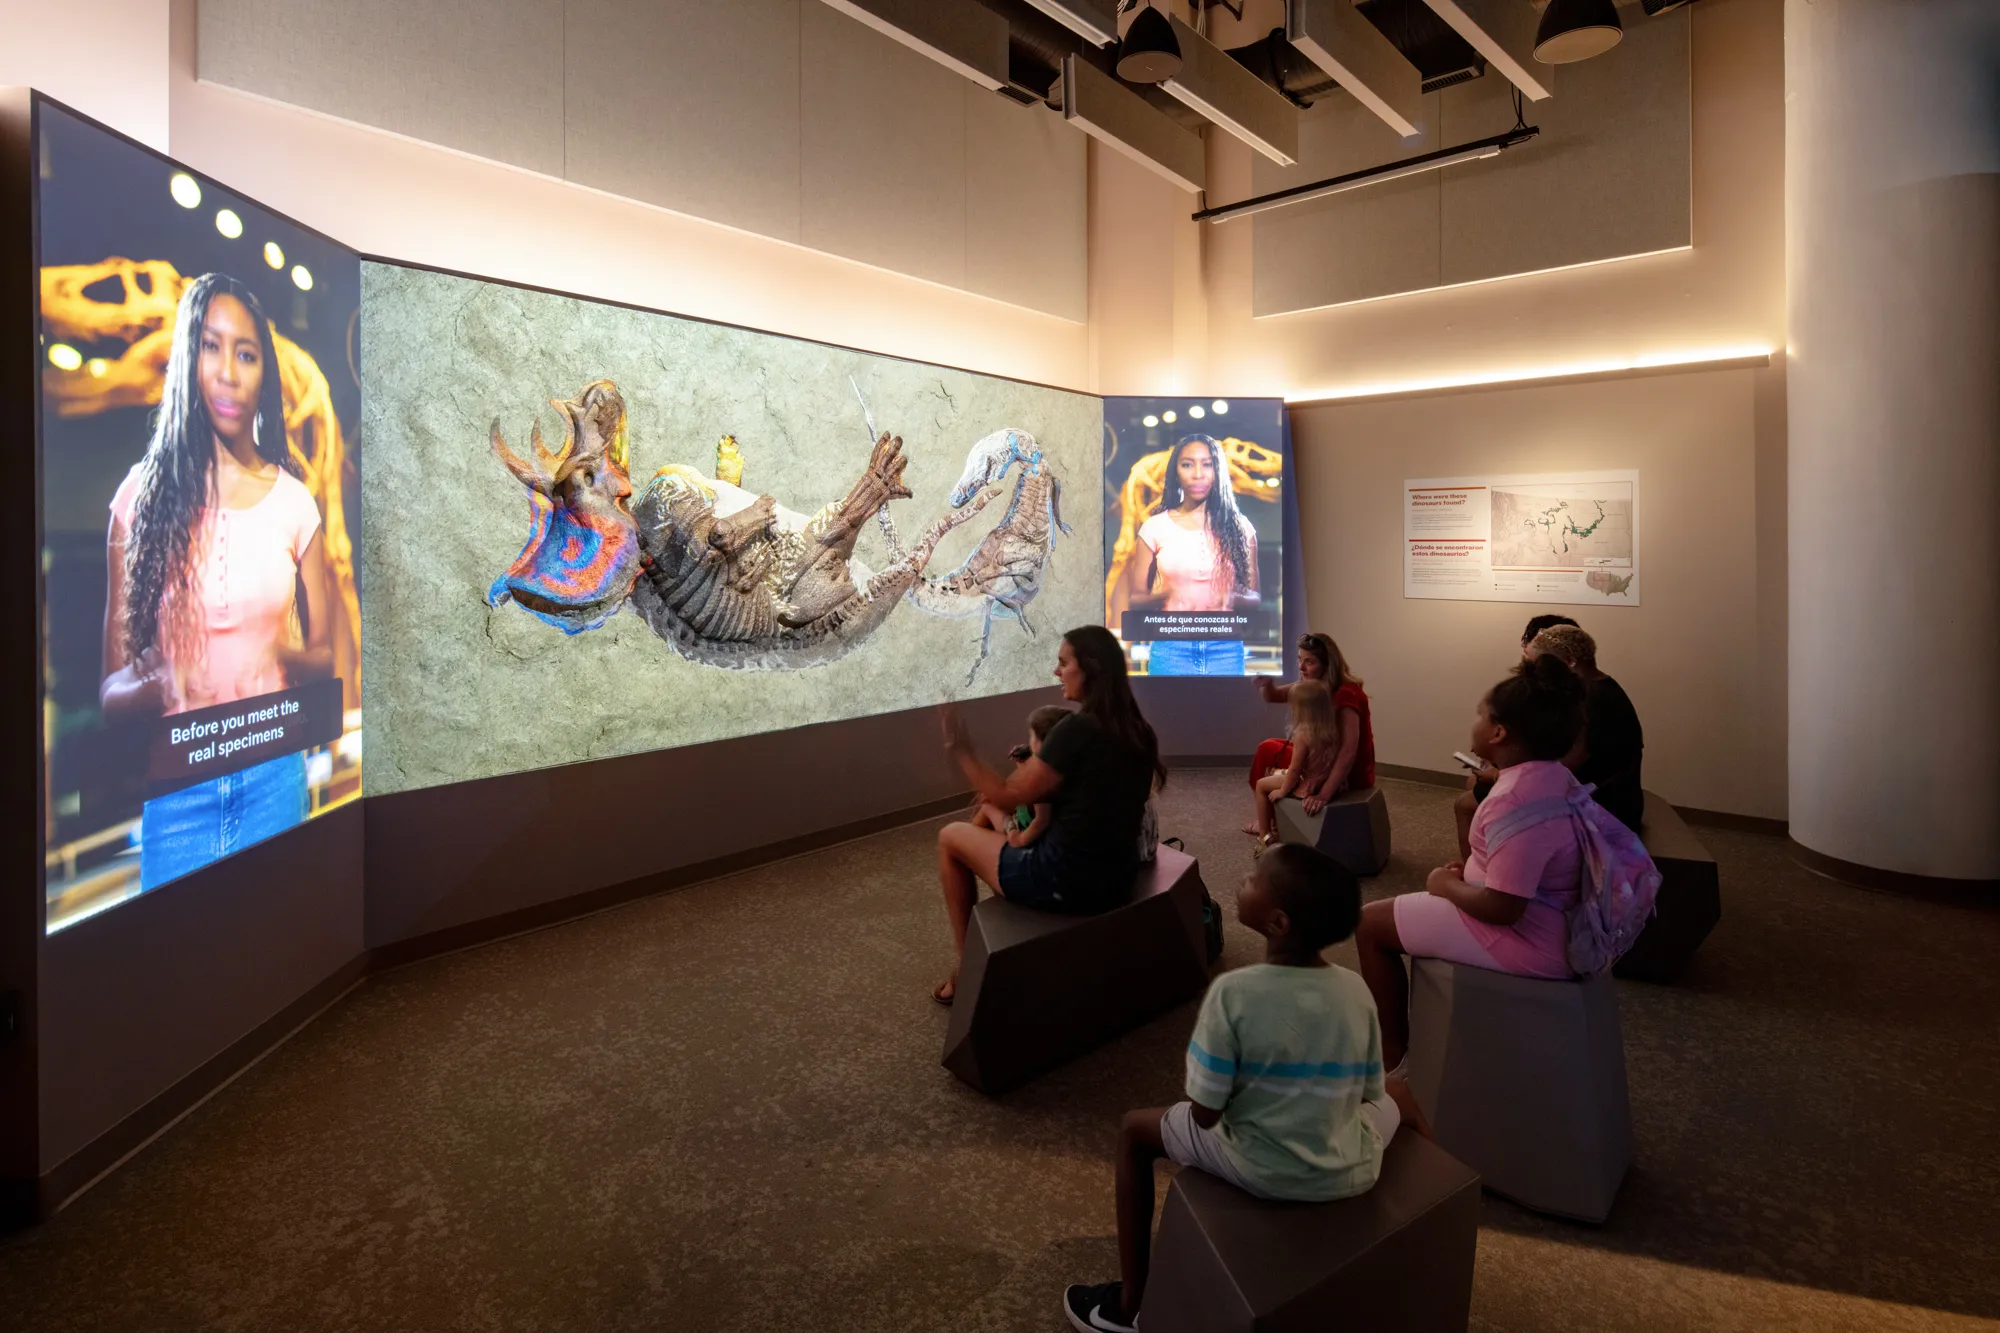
top-left (1102, 397), bottom-right (1286, 677)
top-left (36, 101), bottom-right (362, 932)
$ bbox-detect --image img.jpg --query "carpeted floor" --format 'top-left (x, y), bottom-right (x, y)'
top-left (3, 772), bottom-right (1997, 1332)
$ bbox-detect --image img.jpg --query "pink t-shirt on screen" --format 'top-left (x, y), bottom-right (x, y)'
top-left (1139, 511), bottom-right (1249, 612)
top-left (1460, 759), bottom-right (1585, 977)
top-left (111, 465), bottom-right (322, 712)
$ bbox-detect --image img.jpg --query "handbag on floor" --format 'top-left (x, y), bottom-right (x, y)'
top-left (1161, 837), bottom-right (1225, 967)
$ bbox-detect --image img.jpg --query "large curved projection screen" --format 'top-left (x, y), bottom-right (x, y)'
top-left (360, 263), bottom-right (1103, 794)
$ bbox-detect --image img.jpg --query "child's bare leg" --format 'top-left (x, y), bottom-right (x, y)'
top-left (1384, 1073), bottom-right (1431, 1141)
top-left (1356, 897), bottom-right (1413, 1069)
top-left (976, 802), bottom-right (1012, 833)
top-left (1251, 772), bottom-right (1285, 837)
top-left (1115, 1107), bottom-right (1170, 1321)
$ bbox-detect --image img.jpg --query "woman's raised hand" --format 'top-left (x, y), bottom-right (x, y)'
top-left (939, 704), bottom-right (971, 755)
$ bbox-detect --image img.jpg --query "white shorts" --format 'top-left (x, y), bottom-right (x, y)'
top-left (1159, 1097), bottom-right (1400, 1201)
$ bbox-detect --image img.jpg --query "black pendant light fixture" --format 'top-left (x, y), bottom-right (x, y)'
top-left (1534, 0), bottom-right (1624, 64)
top-left (1117, 3), bottom-right (1182, 84)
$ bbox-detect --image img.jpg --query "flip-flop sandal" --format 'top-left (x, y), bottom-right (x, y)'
top-left (931, 980), bottom-right (956, 1007)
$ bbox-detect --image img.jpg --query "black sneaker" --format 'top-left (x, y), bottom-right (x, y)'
top-left (1064, 1281), bottom-right (1137, 1333)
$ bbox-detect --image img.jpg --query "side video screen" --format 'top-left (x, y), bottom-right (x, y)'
top-left (1102, 396), bottom-right (1287, 677)
top-left (36, 101), bottom-right (363, 933)
top-left (358, 264), bottom-right (1102, 794)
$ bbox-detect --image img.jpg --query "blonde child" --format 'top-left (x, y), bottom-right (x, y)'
top-left (1250, 679), bottom-right (1340, 843)
top-left (972, 705), bottom-right (1067, 848)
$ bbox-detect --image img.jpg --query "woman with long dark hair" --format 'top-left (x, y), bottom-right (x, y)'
top-left (101, 273), bottom-right (334, 890)
top-left (1112, 434), bottom-right (1260, 676)
top-left (933, 625), bottom-right (1166, 1004)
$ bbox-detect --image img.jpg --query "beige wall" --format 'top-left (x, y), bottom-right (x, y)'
top-left (160, 1), bottom-right (1089, 392)
top-left (1785, 0), bottom-right (2000, 877)
top-left (1201, 0), bottom-right (1785, 398)
top-left (1251, 7), bottom-right (1692, 314)
top-left (1090, 0), bottom-right (1784, 389)
top-left (1293, 362), bottom-right (1789, 819)
top-left (1090, 0), bottom-right (1790, 818)
top-left (192, 0), bottom-right (1088, 322)
top-left (0, 0), bottom-right (169, 149)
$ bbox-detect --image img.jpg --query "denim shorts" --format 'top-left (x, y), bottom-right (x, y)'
top-left (1149, 638), bottom-right (1247, 677)
top-left (997, 843), bottom-right (1128, 914)
top-left (140, 750), bottom-right (309, 892)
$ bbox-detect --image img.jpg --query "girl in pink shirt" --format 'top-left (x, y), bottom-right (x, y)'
top-left (1353, 655), bottom-right (1589, 1070)
top-left (100, 274), bottom-right (335, 890)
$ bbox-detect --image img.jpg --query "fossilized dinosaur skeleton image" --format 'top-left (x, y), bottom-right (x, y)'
top-left (905, 429), bottom-right (1072, 685)
top-left (486, 380), bottom-right (1063, 676)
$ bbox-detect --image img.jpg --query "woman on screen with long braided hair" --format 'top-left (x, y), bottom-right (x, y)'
top-left (100, 273), bottom-right (334, 891)
top-left (1113, 433), bottom-right (1260, 676)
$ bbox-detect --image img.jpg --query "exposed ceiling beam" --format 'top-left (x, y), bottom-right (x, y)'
top-left (1417, 0), bottom-right (1554, 100)
top-left (1287, 0), bottom-right (1426, 139)
top-left (818, 0), bottom-right (1012, 91)
top-left (1016, 0), bottom-right (1119, 47)
top-left (1158, 13), bottom-right (1300, 165)
top-left (1062, 54), bottom-right (1206, 193)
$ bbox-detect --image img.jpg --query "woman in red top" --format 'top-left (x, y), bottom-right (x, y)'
top-left (1244, 634), bottom-right (1374, 832)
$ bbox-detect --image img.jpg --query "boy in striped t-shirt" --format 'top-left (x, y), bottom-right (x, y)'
top-left (1064, 844), bottom-right (1424, 1333)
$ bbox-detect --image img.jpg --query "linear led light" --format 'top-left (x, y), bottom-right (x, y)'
top-left (818, 0), bottom-right (1010, 91)
top-left (1159, 12), bottom-right (1299, 165)
top-left (1285, 346), bottom-right (1776, 404)
top-left (1019, 0), bottom-right (1119, 46)
top-left (1063, 53), bottom-right (1205, 193)
top-left (1288, 0), bottom-right (1425, 140)
top-left (1194, 128), bottom-right (1537, 223)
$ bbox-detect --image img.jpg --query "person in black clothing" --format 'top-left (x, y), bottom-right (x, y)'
top-left (934, 625), bottom-right (1166, 1006)
top-left (1527, 624), bottom-right (1646, 831)
top-left (1455, 614), bottom-right (1581, 859)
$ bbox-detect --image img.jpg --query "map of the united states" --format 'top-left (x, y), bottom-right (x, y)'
top-left (1491, 489), bottom-right (1635, 569)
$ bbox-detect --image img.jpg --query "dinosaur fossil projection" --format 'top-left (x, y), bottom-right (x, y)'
top-left (485, 380), bottom-right (1068, 677)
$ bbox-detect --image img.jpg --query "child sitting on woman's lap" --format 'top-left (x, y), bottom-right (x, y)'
top-left (971, 704), bottom-right (1066, 848)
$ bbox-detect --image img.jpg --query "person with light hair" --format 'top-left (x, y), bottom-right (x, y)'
top-left (1526, 623), bottom-right (1646, 832)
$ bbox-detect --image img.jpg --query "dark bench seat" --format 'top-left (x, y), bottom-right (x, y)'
top-left (1141, 1131), bottom-right (1482, 1332)
top-left (940, 843), bottom-right (1210, 1095)
top-left (1615, 790), bottom-right (1722, 981)
top-left (1274, 785), bottom-right (1393, 876)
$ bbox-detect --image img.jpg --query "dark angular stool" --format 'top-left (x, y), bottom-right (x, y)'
top-left (1141, 1131), bottom-right (1481, 1333)
top-left (1408, 957), bottom-right (1631, 1223)
top-left (1274, 785), bottom-right (1392, 875)
top-left (1614, 790), bottom-right (1721, 982)
top-left (940, 844), bottom-right (1209, 1095)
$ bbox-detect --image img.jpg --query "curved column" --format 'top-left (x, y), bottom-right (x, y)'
top-left (1785, 0), bottom-right (2000, 881)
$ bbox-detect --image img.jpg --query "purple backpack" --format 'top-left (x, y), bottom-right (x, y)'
top-left (1479, 783), bottom-right (1663, 977)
